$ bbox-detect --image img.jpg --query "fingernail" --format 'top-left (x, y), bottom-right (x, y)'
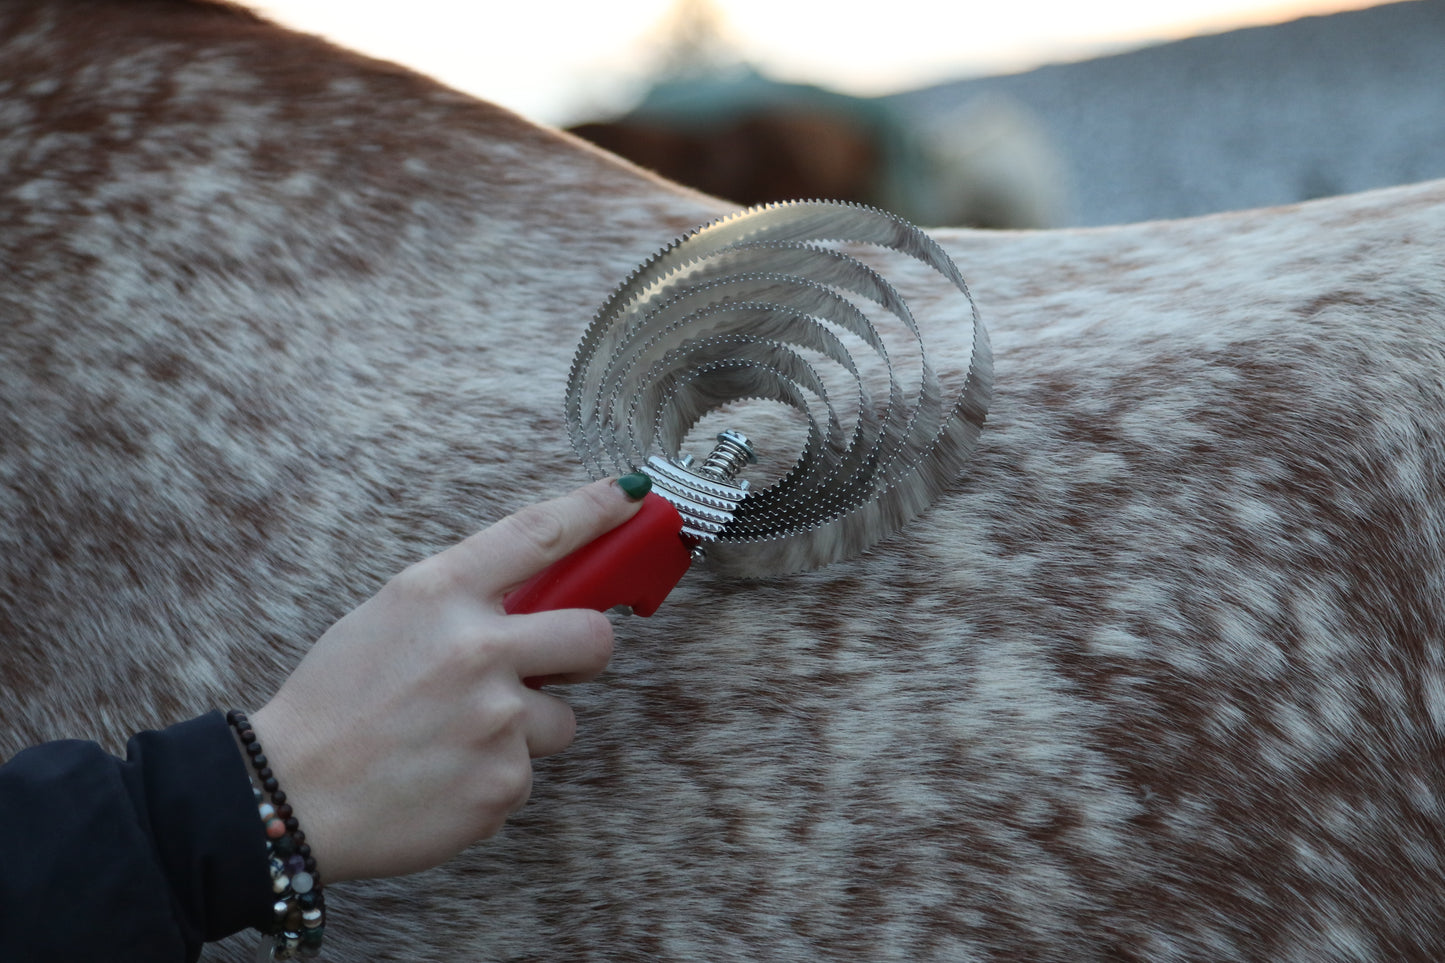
top-left (616, 472), bottom-right (652, 501)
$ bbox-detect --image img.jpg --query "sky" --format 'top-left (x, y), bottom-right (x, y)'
top-left (250, 0), bottom-right (1388, 125)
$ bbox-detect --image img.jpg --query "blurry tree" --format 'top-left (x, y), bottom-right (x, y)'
top-left (568, 0), bottom-right (1065, 228)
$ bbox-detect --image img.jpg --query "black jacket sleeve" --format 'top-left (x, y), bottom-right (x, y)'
top-left (0, 710), bottom-right (274, 962)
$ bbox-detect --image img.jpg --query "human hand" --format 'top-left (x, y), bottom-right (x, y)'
top-left (248, 477), bottom-right (647, 883)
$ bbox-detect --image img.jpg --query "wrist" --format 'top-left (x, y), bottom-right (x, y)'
top-left (249, 700), bottom-right (360, 884)
top-left (227, 709), bottom-right (328, 960)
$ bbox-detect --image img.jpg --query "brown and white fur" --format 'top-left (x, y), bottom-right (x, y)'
top-left (2, 2), bottom-right (1443, 960)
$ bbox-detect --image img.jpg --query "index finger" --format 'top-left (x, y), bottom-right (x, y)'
top-left (450, 477), bottom-right (647, 597)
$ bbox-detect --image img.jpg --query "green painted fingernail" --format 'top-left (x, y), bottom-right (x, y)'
top-left (617, 472), bottom-right (651, 501)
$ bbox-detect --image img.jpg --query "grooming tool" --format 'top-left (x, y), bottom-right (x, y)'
top-left (505, 200), bottom-right (992, 616)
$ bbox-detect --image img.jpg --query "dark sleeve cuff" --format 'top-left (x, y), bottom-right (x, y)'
top-left (0, 711), bottom-right (273, 961)
top-left (122, 710), bottom-right (275, 944)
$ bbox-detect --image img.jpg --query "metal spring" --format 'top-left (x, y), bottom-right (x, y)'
top-left (697, 430), bottom-right (757, 481)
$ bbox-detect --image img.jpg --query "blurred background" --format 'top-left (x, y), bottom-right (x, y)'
top-left (251, 0), bottom-right (1444, 228)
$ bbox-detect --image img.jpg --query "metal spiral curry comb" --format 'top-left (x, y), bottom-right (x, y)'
top-left (506, 200), bottom-right (993, 616)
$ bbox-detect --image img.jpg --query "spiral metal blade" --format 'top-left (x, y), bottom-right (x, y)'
top-left (565, 200), bottom-right (993, 578)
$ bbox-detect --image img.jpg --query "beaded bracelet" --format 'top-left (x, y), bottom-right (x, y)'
top-left (226, 710), bottom-right (327, 961)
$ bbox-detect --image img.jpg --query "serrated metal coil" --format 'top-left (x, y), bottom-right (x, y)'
top-left (565, 200), bottom-right (993, 578)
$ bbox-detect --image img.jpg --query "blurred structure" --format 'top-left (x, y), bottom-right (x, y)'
top-left (567, 0), bottom-right (1067, 229)
top-left (891, 0), bottom-right (1445, 226)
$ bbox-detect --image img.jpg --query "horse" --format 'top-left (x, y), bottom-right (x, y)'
top-left (2, 2), bottom-right (1442, 959)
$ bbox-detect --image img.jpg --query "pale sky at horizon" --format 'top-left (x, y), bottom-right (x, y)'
top-left (251, 0), bottom-right (1389, 125)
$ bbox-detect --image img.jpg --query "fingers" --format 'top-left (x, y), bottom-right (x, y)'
top-left (465, 690), bottom-right (574, 839)
top-left (384, 514), bottom-right (618, 687)
top-left (470, 678), bottom-right (579, 776)
top-left (521, 689), bottom-right (580, 759)
top-left (508, 608), bottom-right (612, 692)
top-left (497, 607), bottom-right (614, 683)
top-left (449, 477), bottom-right (646, 598)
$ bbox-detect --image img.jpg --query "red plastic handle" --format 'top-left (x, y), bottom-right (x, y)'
top-left (502, 492), bottom-right (692, 617)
